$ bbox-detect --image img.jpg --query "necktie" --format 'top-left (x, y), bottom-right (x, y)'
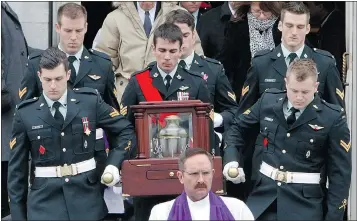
top-left (288, 53), bottom-right (298, 65)
top-left (68, 56), bottom-right (77, 84)
top-left (165, 75), bottom-right (172, 91)
top-left (179, 60), bottom-right (187, 69)
top-left (287, 107), bottom-right (299, 126)
top-left (53, 101), bottom-right (64, 126)
top-left (144, 11), bottom-right (152, 37)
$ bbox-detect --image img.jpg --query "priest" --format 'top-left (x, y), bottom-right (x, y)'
top-left (149, 148), bottom-right (254, 220)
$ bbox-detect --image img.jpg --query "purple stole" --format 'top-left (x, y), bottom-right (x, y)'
top-left (168, 191), bottom-right (235, 220)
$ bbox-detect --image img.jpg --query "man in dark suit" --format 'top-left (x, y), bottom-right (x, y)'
top-left (179, 2), bottom-right (202, 28)
top-left (197, 1), bottom-right (235, 59)
top-left (8, 47), bottom-right (136, 220)
top-left (223, 59), bottom-right (351, 220)
top-left (1, 2), bottom-right (30, 218)
top-left (121, 23), bottom-right (211, 221)
top-left (19, 3), bottom-right (119, 186)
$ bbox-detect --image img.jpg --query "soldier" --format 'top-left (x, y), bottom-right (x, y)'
top-left (223, 59), bottom-right (351, 220)
top-left (8, 47), bottom-right (136, 220)
top-left (121, 23), bottom-right (211, 221)
top-left (19, 2), bottom-right (118, 184)
top-left (236, 1), bottom-right (346, 199)
top-left (165, 9), bottom-right (239, 137)
top-left (239, 2), bottom-right (344, 114)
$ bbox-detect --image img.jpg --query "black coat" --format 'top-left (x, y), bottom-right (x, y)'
top-left (1, 2), bottom-right (29, 161)
top-left (8, 88), bottom-right (136, 220)
top-left (196, 2), bottom-right (232, 60)
top-left (218, 18), bottom-right (281, 102)
top-left (317, 9), bottom-right (345, 74)
top-left (224, 89), bottom-right (351, 220)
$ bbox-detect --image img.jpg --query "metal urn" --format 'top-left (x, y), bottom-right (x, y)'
top-left (158, 115), bottom-right (188, 157)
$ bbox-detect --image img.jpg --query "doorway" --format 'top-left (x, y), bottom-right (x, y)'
top-left (81, 1), bottom-right (114, 49)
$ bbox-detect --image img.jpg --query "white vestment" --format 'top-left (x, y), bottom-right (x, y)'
top-left (149, 194), bottom-right (254, 220)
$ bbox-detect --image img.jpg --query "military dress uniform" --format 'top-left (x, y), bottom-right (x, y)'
top-left (8, 87), bottom-right (136, 220)
top-left (20, 47), bottom-right (119, 181)
top-left (121, 62), bottom-right (212, 221)
top-left (237, 44), bottom-right (346, 197)
top-left (239, 44), bottom-right (345, 113)
top-left (224, 89), bottom-right (351, 220)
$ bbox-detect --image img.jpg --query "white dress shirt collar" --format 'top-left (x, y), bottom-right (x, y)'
top-left (58, 44), bottom-right (83, 61)
top-left (181, 51), bottom-right (195, 69)
top-left (43, 89), bottom-right (68, 108)
top-left (137, 2), bottom-right (156, 25)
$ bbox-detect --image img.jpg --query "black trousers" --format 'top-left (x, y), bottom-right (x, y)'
top-left (1, 161), bottom-right (10, 218)
top-left (257, 199), bottom-right (277, 221)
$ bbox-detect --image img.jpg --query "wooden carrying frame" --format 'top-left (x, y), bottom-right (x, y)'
top-left (121, 100), bottom-right (225, 196)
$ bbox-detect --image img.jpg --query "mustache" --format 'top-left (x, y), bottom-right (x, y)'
top-left (195, 183), bottom-right (207, 189)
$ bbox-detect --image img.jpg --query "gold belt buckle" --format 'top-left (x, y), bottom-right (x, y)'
top-left (275, 170), bottom-right (287, 182)
top-left (59, 164), bottom-right (73, 177)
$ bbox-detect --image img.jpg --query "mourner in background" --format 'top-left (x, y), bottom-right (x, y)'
top-left (223, 59), bottom-right (351, 220)
top-left (219, 1), bottom-right (282, 103)
top-left (197, 1), bottom-right (239, 60)
top-left (7, 47), bottom-right (136, 220)
top-left (179, 1), bottom-right (202, 27)
top-left (95, 1), bottom-right (203, 103)
top-left (121, 23), bottom-right (211, 221)
top-left (149, 148), bottom-right (254, 220)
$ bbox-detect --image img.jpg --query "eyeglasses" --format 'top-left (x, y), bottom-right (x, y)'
top-left (183, 170), bottom-right (213, 178)
top-left (251, 10), bottom-right (272, 17)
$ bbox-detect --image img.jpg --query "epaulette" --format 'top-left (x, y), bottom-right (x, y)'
top-left (132, 66), bottom-right (151, 76)
top-left (147, 61), bottom-right (156, 68)
top-left (253, 49), bottom-right (272, 58)
top-left (28, 50), bottom-right (43, 59)
top-left (73, 87), bottom-right (98, 95)
top-left (313, 48), bottom-right (335, 60)
top-left (184, 68), bottom-right (202, 78)
top-left (88, 48), bottom-right (110, 61)
top-left (200, 55), bottom-right (221, 65)
top-left (321, 99), bottom-right (342, 112)
top-left (265, 88), bottom-right (285, 94)
top-left (17, 97), bottom-right (38, 109)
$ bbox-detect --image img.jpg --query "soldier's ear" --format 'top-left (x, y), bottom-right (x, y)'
top-left (66, 70), bottom-right (71, 80)
top-left (315, 81), bottom-right (320, 92)
top-left (278, 21), bottom-right (283, 32)
top-left (37, 71), bottom-right (41, 80)
top-left (305, 23), bottom-right (311, 35)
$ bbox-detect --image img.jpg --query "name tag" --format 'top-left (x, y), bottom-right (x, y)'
top-left (264, 79), bottom-right (276, 83)
top-left (32, 125), bottom-right (43, 130)
top-left (264, 117), bottom-right (273, 122)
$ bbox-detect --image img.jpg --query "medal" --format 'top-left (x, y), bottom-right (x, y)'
top-left (82, 117), bottom-right (91, 136)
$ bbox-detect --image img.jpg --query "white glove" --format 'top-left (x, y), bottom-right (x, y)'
top-left (223, 161), bottom-right (246, 184)
top-left (214, 131), bottom-right (222, 147)
top-left (101, 165), bottom-right (120, 187)
top-left (213, 112), bottom-right (223, 128)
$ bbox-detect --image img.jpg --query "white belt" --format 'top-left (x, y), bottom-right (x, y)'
top-left (35, 158), bottom-right (96, 178)
top-left (259, 161), bottom-right (320, 184)
top-left (96, 128), bottom-right (103, 140)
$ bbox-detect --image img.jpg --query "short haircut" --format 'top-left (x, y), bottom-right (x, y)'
top-left (165, 9), bottom-right (195, 32)
top-left (286, 58), bottom-right (318, 82)
top-left (178, 148), bottom-right (213, 171)
top-left (39, 47), bottom-right (69, 73)
top-left (153, 23), bottom-right (183, 47)
top-left (281, 2), bottom-right (310, 23)
top-left (57, 3), bottom-right (87, 25)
